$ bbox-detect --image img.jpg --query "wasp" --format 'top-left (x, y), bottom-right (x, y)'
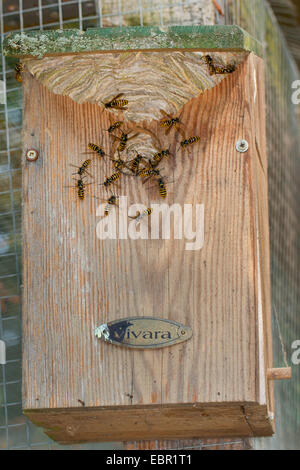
top-left (116, 132), bottom-right (129, 152)
top-left (88, 143), bottom-right (105, 157)
top-left (110, 155), bottom-right (127, 171)
top-left (15, 62), bottom-right (24, 82)
top-left (129, 153), bottom-right (145, 174)
top-left (145, 171), bottom-right (171, 199)
top-left (76, 178), bottom-right (85, 200)
top-left (159, 110), bottom-right (184, 136)
top-left (141, 167), bottom-right (167, 199)
top-left (157, 177), bottom-right (167, 198)
top-left (103, 195), bottom-right (119, 216)
top-left (214, 64), bottom-right (236, 74)
top-left (202, 55), bottom-right (215, 75)
top-left (129, 208), bottom-right (152, 221)
top-left (109, 151), bottom-right (136, 175)
top-left (203, 55), bottom-right (235, 75)
top-left (110, 131), bottom-right (139, 153)
top-left (94, 194), bottom-right (119, 215)
top-left (65, 176), bottom-right (92, 200)
top-left (70, 159), bottom-right (92, 177)
top-left (180, 136), bottom-right (200, 149)
top-left (139, 166), bottom-right (161, 180)
top-left (101, 171), bottom-right (122, 188)
top-left (152, 148), bottom-right (171, 166)
top-left (107, 121), bottom-right (123, 134)
top-left (103, 93), bottom-right (128, 111)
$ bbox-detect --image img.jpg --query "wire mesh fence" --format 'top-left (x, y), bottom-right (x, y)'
top-left (0, 0), bottom-right (299, 450)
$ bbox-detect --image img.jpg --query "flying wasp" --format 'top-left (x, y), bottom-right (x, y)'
top-left (159, 110), bottom-right (184, 136)
top-left (103, 93), bottom-right (128, 111)
top-left (180, 136), bottom-right (200, 149)
top-left (203, 55), bottom-right (236, 75)
top-left (107, 121), bottom-right (123, 134)
top-left (88, 143), bottom-right (105, 157)
top-left (15, 62), bottom-right (24, 83)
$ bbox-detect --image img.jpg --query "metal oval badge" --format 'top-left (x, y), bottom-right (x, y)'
top-left (95, 317), bottom-right (192, 349)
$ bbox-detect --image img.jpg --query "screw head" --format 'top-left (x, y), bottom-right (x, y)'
top-left (26, 148), bottom-right (39, 161)
top-left (236, 139), bottom-right (249, 153)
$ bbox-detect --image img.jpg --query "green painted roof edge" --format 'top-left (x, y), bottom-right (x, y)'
top-left (3, 25), bottom-right (263, 59)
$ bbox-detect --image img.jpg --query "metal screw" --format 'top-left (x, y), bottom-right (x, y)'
top-left (181, 330), bottom-right (186, 335)
top-left (26, 148), bottom-right (39, 161)
top-left (236, 139), bottom-right (249, 153)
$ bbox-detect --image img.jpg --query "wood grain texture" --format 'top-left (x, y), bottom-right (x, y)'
top-left (267, 368), bottom-right (292, 380)
top-left (25, 403), bottom-right (271, 444)
top-left (22, 52), bottom-right (273, 442)
top-left (124, 437), bottom-right (252, 450)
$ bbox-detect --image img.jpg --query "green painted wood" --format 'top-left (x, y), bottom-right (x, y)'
top-left (3, 25), bottom-right (262, 58)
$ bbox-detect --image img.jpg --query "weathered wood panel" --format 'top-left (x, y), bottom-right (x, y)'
top-left (25, 404), bottom-right (271, 444)
top-left (22, 52), bottom-right (273, 442)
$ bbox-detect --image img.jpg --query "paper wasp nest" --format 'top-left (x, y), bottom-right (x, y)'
top-left (23, 51), bottom-right (247, 123)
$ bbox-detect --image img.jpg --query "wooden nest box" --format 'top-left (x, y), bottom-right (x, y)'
top-left (3, 25), bottom-right (291, 444)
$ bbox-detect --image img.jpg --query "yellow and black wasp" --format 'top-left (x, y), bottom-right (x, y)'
top-left (139, 165), bottom-right (161, 180)
top-left (94, 194), bottom-right (119, 216)
top-left (103, 93), bottom-right (128, 111)
top-left (70, 159), bottom-right (92, 178)
top-left (88, 143), bottom-right (105, 157)
top-left (110, 154), bottom-right (128, 172)
top-left (159, 110), bottom-right (184, 136)
top-left (76, 178), bottom-right (86, 200)
top-left (108, 151), bottom-right (137, 176)
top-left (129, 153), bottom-right (146, 175)
top-left (104, 195), bottom-right (119, 216)
top-left (140, 166), bottom-right (167, 198)
top-left (110, 131), bottom-right (139, 153)
top-left (15, 62), bottom-right (24, 83)
top-left (65, 176), bottom-right (93, 200)
top-left (152, 148), bottom-right (171, 166)
top-left (203, 55), bottom-right (236, 75)
top-left (180, 136), bottom-right (200, 149)
top-left (145, 170), bottom-right (173, 199)
top-left (101, 171), bottom-right (122, 189)
top-left (107, 121), bottom-right (123, 134)
top-left (157, 177), bottom-right (167, 198)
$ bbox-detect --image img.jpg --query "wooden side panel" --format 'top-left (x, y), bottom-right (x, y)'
top-left (22, 52), bottom-right (272, 441)
top-left (250, 54), bottom-right (274, 416)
